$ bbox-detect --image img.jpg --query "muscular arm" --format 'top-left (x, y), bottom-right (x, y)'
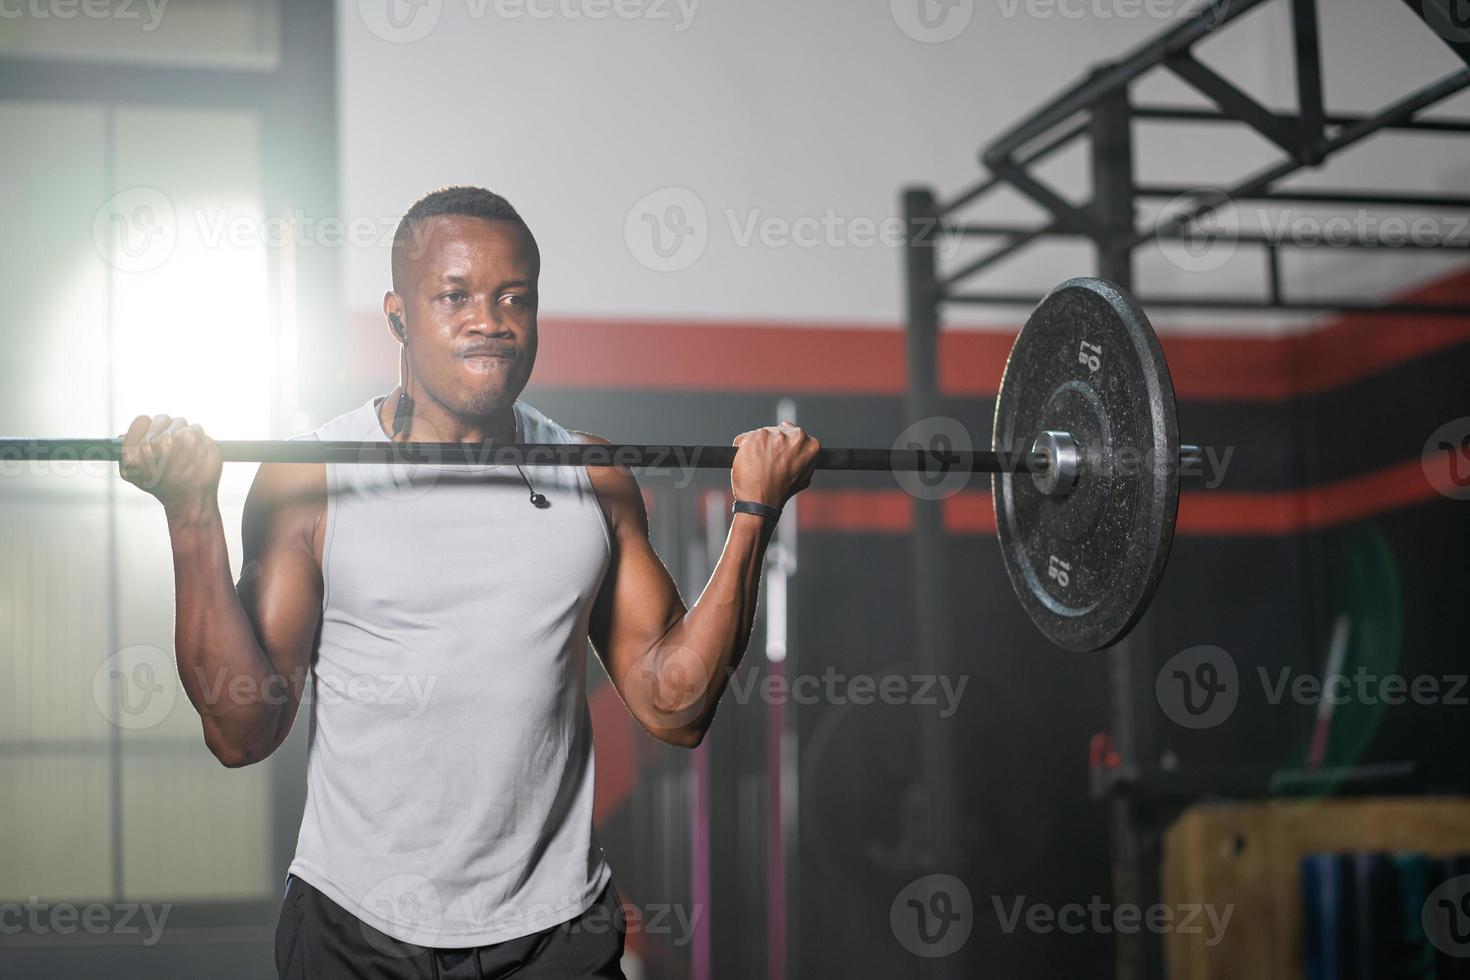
top-left (578, 426), bottom-right (816, 748)
top-left (123, 415), bottom-right (324, 767)
top-left (169, 463), bottom-right (324, 766)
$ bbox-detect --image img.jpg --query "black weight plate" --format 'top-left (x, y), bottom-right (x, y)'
top-left (992, 278), bottom-right (1180, 652)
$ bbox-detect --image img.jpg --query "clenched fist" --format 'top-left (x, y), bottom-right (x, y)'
top-left (730, 421), bottom-right (820, 508)
top-left (119, 414), bottom-right (223, 508)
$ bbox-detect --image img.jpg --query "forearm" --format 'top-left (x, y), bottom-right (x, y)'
top-left (165, 497), bottom-right (283, 764)
top-left (644, 512), bottom-right (774, 741)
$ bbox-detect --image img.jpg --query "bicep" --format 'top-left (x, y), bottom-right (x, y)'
top-left (586, 469), bottom-right (686, 686)
top-left (238, 464), bottom-right (325, 709)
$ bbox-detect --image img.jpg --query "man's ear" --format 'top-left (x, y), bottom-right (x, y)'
top-left (383, 292), bottom-right (406, 341)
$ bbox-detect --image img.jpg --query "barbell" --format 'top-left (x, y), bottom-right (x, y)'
top-left (0, 278), bottom-right (1202, 652)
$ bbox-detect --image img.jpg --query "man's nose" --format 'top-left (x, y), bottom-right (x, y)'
top-left (464, 303), bottom-right (514, 335)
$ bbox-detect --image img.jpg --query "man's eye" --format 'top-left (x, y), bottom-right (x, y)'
top-left (441, 291), bottom-right (467, 303)
top-left (501, 294), bottom-right (529, 307)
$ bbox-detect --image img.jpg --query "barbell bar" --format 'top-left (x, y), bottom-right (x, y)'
top-left (0, 437), bottom-right (1202, 479)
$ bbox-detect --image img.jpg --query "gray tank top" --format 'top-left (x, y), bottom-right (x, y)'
top-left (287, 397), bottom-right (613, 947)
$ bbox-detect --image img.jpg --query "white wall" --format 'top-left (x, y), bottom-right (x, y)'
top-left (338, 0), bottom-right (1470, 336)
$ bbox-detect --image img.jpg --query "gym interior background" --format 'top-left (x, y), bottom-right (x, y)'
top-left (2, 0), bottom-right (1468, 977)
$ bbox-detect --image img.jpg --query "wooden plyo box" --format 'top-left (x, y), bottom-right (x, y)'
top-left (1162, 797), bottom-right (1470, 980)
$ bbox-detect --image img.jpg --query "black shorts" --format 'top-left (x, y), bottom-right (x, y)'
top-left (274, 875), bottom-right (627, 979)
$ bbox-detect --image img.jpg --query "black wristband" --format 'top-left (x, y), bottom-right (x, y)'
top-left (732, 499), bottom-right (783, 522)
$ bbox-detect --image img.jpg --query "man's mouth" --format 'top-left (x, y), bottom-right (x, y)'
top-left (458, 347), bottom-right (517, 363)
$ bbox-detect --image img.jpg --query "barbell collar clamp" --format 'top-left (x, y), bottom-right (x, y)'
top-left (1031, 430), bottom-right (1080, 496)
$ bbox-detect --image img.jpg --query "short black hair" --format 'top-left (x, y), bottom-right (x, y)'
top-left (391, 185), bottom-right (537, 292)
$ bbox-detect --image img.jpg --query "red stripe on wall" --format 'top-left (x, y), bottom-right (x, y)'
top-left (794, 456), bottom-right (1442, 536)
top-left (564, 268), bottom-right (1470, 399)
top-left (943, 491), bottom-right (1000, 534)
top-left (792, 487), bottom-right (914, 533)
top-left (354, 269), bottom-right (1470, 400)
top-left (1287, 313), bottom-right (1470, 397)
top-left (536, 318), bottom-right (911, 394)
top-left (1156, 272), bottom-right (1470, 400)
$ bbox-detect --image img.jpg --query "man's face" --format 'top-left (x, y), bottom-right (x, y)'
top-left (390, 215), bottom-right (539, 422)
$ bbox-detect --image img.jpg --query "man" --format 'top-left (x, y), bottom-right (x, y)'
top-left (119, 186), bottom-right (820, 978)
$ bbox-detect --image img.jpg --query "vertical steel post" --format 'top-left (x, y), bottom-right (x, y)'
top-left (903, 187), bottom-right (959, 980)
top-left (1091, 89), bottom-right (1163, 980)
top-left (766, 397), bottom-right (799, 980)
top-left (1292, 0), bottom-right (1327, 161)
top-left (260, 0), bottom-right (341, 889)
